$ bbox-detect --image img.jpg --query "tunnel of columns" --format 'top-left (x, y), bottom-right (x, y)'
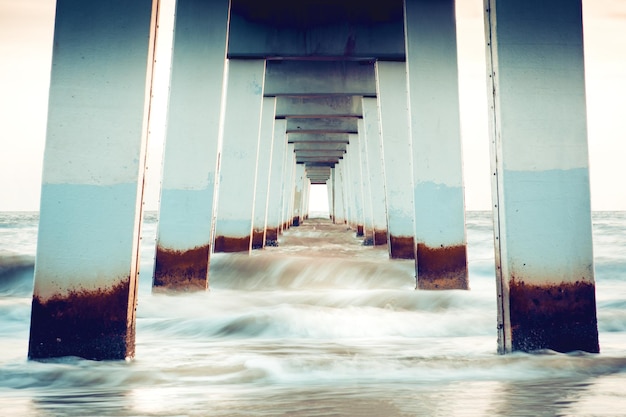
top-left (28, 0), bottom-right (599, 360)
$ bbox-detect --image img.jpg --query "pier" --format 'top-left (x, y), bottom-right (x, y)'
top-left (28, 0), bottom-right (599, 360)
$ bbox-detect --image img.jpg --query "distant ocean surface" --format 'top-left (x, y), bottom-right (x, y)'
top-left (1, 211), bottom-right (625, 416)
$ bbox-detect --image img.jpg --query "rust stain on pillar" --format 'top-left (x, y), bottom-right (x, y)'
top-left (389, 235), bottom-right (415, 259)
top-left (416, 244), bottom-right (469, 290)
top-left (356, 225), bottom-right (364, 237)
top-left (214, 235), bottom-right (251, 253)
top-left (509, 278), bottom-right (599, 353)
top-left (28, 279), bottom-right (134, 360)
top-left (153, 245), bottom-right (210, 291)
top-left (374, 229), bottom-right (388, 246)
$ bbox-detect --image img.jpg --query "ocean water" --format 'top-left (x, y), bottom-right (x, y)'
top-left (1, 211), bottom-right (625, 416)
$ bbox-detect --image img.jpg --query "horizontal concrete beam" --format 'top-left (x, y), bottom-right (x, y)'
top-left (288, 133), bottom-right (350, 143)
top-left (294, 142), bottom-right (347, 152)
top-left (264, 61), bottom-right (376, 96)
top-left (228, 0), bottom-right (404, 60)
top-left (276, 96), bottom-right (362, 118)
top-left (303, 161), bottom-right (337, 168)
top-left (295, 149), bottom-right (346, 156)
top-left (296, 156), bottom-right (342, 162)
top-left (286, 118), bottom-right (359, 134)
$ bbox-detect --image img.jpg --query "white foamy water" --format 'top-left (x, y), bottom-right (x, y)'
top-left (1, 211), bottom-right (626, 416)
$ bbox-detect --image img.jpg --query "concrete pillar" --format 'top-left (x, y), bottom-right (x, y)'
top-left (341, 153), bottom-right (354, 228)
top-left (485, 0), bottom-right (599, 353)
top-left (265, 119), bottom-right (287, 246)
top-left (251, 97), bottom-right (277, 249)
top-left (362, 97), bottom-right (389, 246)
top-left (292, 164), bottom-right (306, 226)
top-left (301, 177), bottom-right (308, 221)
top-left (28, 0), bottom-right (156, 360)
top-left (358, 119), bottom-right (375, 245)
top-left (213, 59), bottom-right (266, 253)
top-left (281, 144), bottom-right (296, 231)
top-left (334, 163), bottom-right (348, 225)
top-left (153, 0), bottom-right (229, 291)
top-left (375, 61), bottom-right (415, 259)
top-left (404, 0), bottom-right (468, 290)
top-left (327, 173), bottom-right (334, 220)
top-left (347, 134), bottom-right (365, 237)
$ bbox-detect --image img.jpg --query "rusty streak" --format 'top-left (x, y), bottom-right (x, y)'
top-left (416, 244), bottom-right (468, 290)
top-left (153, 244), bottom-right (210, 291)
top-left (356, 225), bottom-right (364, 237)
top-left (28, 279), bottom-right (134, 360)
top-left (389, 235), bottom-right (415, 259)
top-left (509, 278), bottom-right (599, 353)
top-left (213, 235), bottom-right (251, 253)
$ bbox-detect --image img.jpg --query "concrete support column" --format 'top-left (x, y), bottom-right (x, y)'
top-left (303, 178), bottom-right (311, 220)
top-left (28, 0), bottom-right (156, 360)
top-left (375, 61), bottom-right (415, 259)
top-left (153, 0), bottom-right (229, 291)
top-left (328, 171), bottom-right (335, 221)
top-left (404, 0), bottom-right (468, 289)
top-left (334, 163), bottom-right (348, 225)
top-left (292, 164), bottom-right (306, 226)
top-left (281, 144), bottom-right (295, 231)
top-left (347, 134), bottom-right (365, 237)
top-left (251, 97), bottom-right (277, 249)
top-left (213, 59), bottom-right (266, 253)
top-left (485, 0), bottom-right (599, 353)
top-left (265, 119), bottom-right (287, 245)
top-left (358, 119), bottom-right (375, 245)
top-left (362, 97), bottom-right (389, 246)
top-left (342, 154), bottom-right (354, 228)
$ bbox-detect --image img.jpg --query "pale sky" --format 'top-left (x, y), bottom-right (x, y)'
top-left (0, 0), bottom-right (624, 211)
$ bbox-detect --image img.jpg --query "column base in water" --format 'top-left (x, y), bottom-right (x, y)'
top-left (251, 229), bottom-right (265, 250)
top-left (153, 245), bottom-right (210, 291)
top-left (374, 229), bottom-right (388, 246)
top-left (292, 216), bottom-right (300, 226)
top-left (509, 279), bottom-right (599, 353)
top-left (265, 227), bottom-right (279, 246)
top-left (29, 279), bottom-right (135, 360)
top-left (389, 235), bottom-right (415, 259)
top-left (416, 243), bottom-right (468, 290)
top-left (214, 236), bottom-right (251, 253)
top-left (363, 230), bottom-right (374, 246)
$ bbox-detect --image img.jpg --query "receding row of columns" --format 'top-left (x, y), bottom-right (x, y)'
top-left (28, 0), bottom-right (599, 360)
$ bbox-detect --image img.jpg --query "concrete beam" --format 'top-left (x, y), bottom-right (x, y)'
top-left (264, 60), bottom-right (376, 96)
top-left (294, 142), bottom-right (347, 152)
top-left (288, 133), bottom-right (350, 144)
top-left (286, 118), bottom-right (359, 134)
top-left (276, 96), bottom-right (362, 118)
top-left (228, 0), bottom-right (405, 60)
top-left (485, 0), bottom-right (599, 353)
